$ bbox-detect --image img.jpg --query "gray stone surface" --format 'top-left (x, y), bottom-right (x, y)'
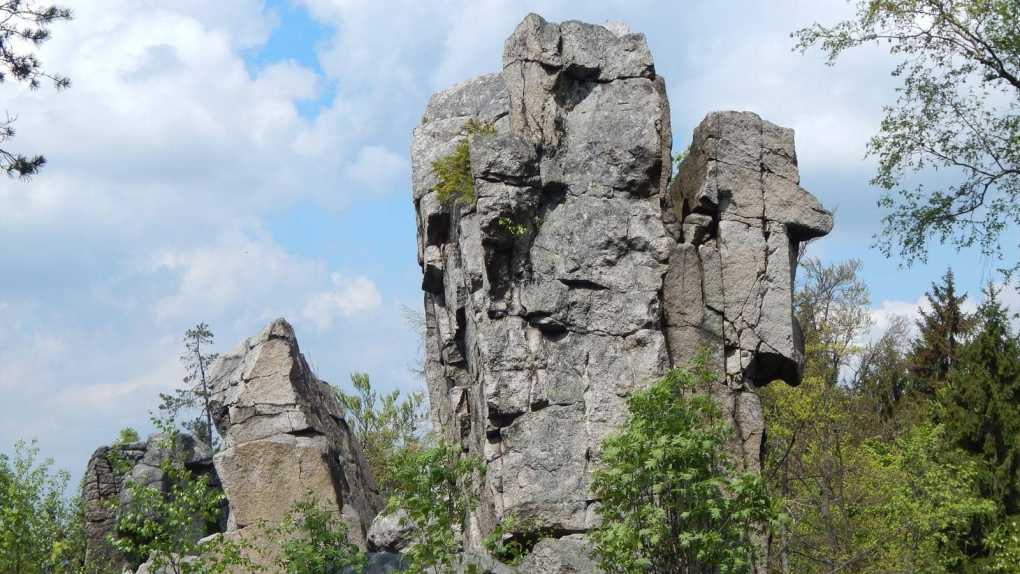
top-left (413, 12), bottom-right (831, 571)
top-left (368, 509), bottom-right (415, 553)
top-left (81, 434), bottom-right (220, 571)
top-left (206, 318), bottom-right (381, 548)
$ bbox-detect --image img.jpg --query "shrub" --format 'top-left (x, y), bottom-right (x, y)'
top-left (432, 119), bottom-right (496, 206)
top-left (591, 367), bottom-right (779, 574)
top-left (111, 420), bottom-right (257, 574)
top-left (334, 373), bottom-right (426, 498)
top-left (482, 513), bottom-right (554, 566)
top-left (271, 492), bottom-right (366, 574)
top-left (386, 441), bottom-right (485, 574)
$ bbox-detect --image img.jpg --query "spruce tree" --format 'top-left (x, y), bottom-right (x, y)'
top-left (908, 269), bottom-right (971, 396)
top-left (941, 287), bottom-right (1020, 516)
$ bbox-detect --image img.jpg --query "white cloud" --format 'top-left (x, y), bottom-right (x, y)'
top-left (150, 226), bottom-right (326, 322)
top-left (346, 145), bottom-right (407, 191)
top-left (303, 273), bottom-right (382, 329)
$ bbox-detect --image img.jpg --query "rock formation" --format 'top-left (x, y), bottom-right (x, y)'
top-left (206, 318), bottom-right (381, 548)
top-left (412, 12), bottom-right (831, 566)
top-left (81, 433), bottom-right (220, 570)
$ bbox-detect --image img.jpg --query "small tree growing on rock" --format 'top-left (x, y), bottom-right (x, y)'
top-left (591, 366), bottom-right (779, 574)
top-left (160, 324), bottom-right (219, 448)
top-left (334, 372), bottom-right (426, 498)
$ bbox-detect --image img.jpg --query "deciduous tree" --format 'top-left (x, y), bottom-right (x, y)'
top-left (796, 0), bottom-right (1020, 272)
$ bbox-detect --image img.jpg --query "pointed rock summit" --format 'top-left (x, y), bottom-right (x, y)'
top-left (207, 318), bottom-right (381, 547)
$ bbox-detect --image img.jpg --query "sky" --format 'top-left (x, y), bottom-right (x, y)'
top-left (0, 0), bottom-right (1013, 484)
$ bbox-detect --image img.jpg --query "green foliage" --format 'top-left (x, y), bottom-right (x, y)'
top-left (160, 323), bottom-right (219, 448)
top-left (271, 492), bottom-right (366, 574)
top-left (908, 269), bottom-right (973, 395)
top-left (985, 516), bottom-right (1020, 572)
top-left (482, 513), bottom-right (554, 566)
top-left (114, 427), bottom-right (141, 445)
top-left (591, 367), bottom-right (779, 574)
top-left (432, 119), bottom-right (496, 206)
top-left (112, 420), bottom-right (255, 574)
top-left (334, 373), bottom-right (426, 497)
top-left (795, 0), bottom-right (1020, 271)
top-left (671, 146), bottom-right (688, 176)
top-left (496, 216), bottom-right (528, 237)
top-left (0, 1), bottom-right (72, 178)
top-left (386, 441), bottom-right (485, 574)
top-left (0, 440), bottom-right (75, 574)
top-left (931, 286), bottom-right (1020, 564)
top-left (852, 424), bottom-right (997, 573)
top-left (795, 257), bottom-right (872, 386)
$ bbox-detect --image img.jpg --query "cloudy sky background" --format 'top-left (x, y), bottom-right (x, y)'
top-left (1, 0), bottom-right (1013, 483)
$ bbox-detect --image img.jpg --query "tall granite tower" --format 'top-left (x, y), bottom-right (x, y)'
top-left (412, 12), bottom-right (831, 562)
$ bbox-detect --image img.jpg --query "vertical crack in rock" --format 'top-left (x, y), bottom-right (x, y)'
top-left (206, 318), bottom-right (381, 548)
top-left (413, 12), bottom-right (832, 571)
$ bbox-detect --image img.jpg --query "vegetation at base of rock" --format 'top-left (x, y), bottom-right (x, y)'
top-left (0, 0), bottom-right (72, 178)
top-left (111, 419), bottom-right (254, 574)
top-left (483, 513), bottom-right (555, 566)
top-left (795, 0), bottom-right (1020, 273)
top-left (271, 492), bottom-right (367, 574)
top-left (591, 365), bottom-right (779, 574)
top-left (159, 324), bottom-right (220, 448)
top-left (432, 119), bottom-right (496, 206)
top-left (334, 373), bottom-right (426, 498)
top-left (386, 441), bottom-right (485, 574)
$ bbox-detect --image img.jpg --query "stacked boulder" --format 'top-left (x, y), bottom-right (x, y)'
top-left (412, 11), bottom-right (832, 567)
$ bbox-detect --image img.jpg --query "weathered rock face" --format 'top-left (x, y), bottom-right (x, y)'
top-left (206, 318), bottom-right (381, 547)
top-left (666, 111), bottom-right (833, 469)
top-left (412, 11), bottom-right (832, 560)
top-left (81, 434), bottom-right (219, 569)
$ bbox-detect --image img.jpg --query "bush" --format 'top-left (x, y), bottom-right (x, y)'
top-left (386, 441), bottom-right (485, 574)
top-left (482, 513), bottom-right (554, 566)
top-left (432, 119), bottom-right (496, 206)
top-left (111, 420), bottom-right (256, 574)
top-left (271, 492), bottom-right (366, 574)
top-left (334, 373), bottom-right (426, 498)
top-left (591, 367), bottom-right (778, 574)
top-left (0, 440), bottom-right (77, 573)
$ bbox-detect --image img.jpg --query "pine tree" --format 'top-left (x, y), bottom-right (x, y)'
top-left (158, 324), bottom-right (219, 447)
top-left (0, 1), bottom-right (72, 177)
top-left (908, 269), bottom-right (972, 396)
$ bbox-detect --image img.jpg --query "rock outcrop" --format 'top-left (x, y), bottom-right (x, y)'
top-left (81, 433), bottom-right (219, 570)
top-left (412, 12), bottom-right (831, 566)
top-left (206, 318), bottom-right (381, 548)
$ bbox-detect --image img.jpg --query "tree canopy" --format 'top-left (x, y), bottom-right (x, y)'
top-left (796, 0), bottom-right (1020, 272)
